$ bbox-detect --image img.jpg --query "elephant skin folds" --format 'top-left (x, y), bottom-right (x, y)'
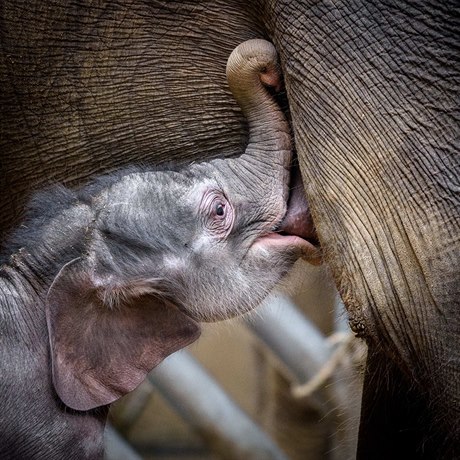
top-left (0, 0), bottom-right (459, 458)
top-left (266, 0), bottom-right (460, 457)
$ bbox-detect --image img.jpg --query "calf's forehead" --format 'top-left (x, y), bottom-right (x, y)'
top-left (94, 171), bottom-right (213, 242)
top-left (107, 171), bottom-right (210, 205)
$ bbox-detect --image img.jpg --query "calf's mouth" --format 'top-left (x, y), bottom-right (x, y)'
top-left (277, 162), bottom-right (322, 265)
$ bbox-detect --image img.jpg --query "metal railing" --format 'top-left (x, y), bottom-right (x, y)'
top-left (105, 292), bottom-right (364, 459)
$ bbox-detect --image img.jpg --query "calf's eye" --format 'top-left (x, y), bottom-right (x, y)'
top-left (215, 202), bottom-right (225, 217)
top-left (200, 189), bottom-right (234, 237)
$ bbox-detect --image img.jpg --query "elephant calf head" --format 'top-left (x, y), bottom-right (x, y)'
top-left (0, 39), bottom-right (317, 458)
top-left (45, 159), bottom-right (311, 411)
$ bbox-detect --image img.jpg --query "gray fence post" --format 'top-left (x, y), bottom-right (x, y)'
top-left (104, 425), bottom-right (143, 460)
top-left (148, 351), bottom-right (288, 460)
top-left (105, 292), bottom-right (363, 459)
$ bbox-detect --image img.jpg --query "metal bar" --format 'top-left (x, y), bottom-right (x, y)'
top-left (334, 295), bottom-right (349, 333)
top-left (245, 293), bottom-right (331, 385)
top-left (148, 351), bottom-right (287, 460)
top-left (246, 292), bottom-right (363, 459)
top-left (104, 425), bottom-right (143, 460)
top-left (109, 380), bottom-right (152, 435)
top-left (244, 293), bottom-right (359, 413)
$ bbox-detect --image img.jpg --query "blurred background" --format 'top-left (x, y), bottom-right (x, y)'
top-left (105, 261), bottom-right (366, 460)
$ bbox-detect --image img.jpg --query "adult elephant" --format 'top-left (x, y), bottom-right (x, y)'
top-left (1, 1), bottom-right (458, 458)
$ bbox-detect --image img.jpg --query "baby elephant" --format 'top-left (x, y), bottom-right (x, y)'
top-left (0, 40), bottom-right (316, 459)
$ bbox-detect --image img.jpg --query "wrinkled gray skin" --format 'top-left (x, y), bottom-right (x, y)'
top-left (0, 40), bottom-right (312, 459)
top-left (1, 1), bottom-right (459, 458)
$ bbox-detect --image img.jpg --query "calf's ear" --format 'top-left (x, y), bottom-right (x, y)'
top-left (46, 258), bottom-right (200, 411)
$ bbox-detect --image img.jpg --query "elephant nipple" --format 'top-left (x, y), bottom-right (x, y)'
top-left (278, 163), bottom-right (321, 264)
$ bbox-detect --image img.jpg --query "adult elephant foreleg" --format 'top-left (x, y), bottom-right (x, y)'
top-left (266, 0), bottom-right (459, 457)
top-left (358, 348), bottom-right (443, 458)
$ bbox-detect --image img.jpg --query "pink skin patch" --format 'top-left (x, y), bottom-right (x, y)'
top-left (274, 166), bottom-right (322, 265)
top-left (253, 233), bottom-right (321, 265)
top-left (259, 65), bottom-right (283, 92)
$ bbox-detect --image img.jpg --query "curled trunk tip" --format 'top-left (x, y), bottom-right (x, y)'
top-left (226, 39), bottom-right (282, 107)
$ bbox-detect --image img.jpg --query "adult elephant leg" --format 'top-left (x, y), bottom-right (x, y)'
top-left (266, 0), bottom-right (459, 456)
top-left (359, 347), bottom-right (439, 459)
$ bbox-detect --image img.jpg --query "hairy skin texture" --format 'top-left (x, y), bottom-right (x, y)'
top-left (0, 39), bottom-right (313, 459)
top-left (1, 1), bottom-right (459, 458)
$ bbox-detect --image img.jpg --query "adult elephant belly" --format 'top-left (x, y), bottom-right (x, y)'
top-left (0, 0), bottom-right (260, 242)
top-left (268, 0), bottom-right (459, 457)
